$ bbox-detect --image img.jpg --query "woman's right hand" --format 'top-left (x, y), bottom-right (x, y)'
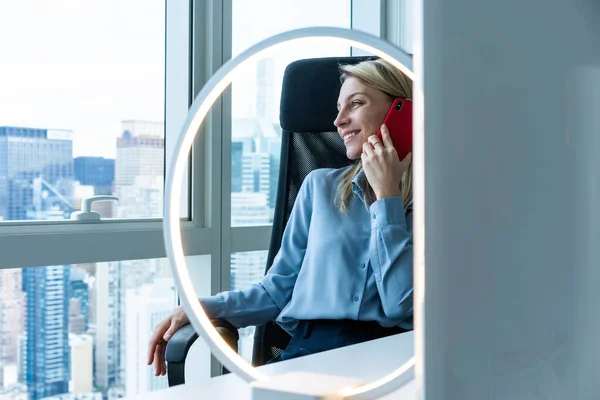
top-left (147, 305), bottom-right (190, 376)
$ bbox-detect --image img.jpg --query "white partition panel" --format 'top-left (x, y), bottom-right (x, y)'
top-left (420, 1), bottom-right (600, 399)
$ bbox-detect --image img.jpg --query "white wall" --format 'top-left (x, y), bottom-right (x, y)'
top-left (420, 0), bottom-right (600, 399)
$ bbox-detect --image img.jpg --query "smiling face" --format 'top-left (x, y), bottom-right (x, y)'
top-left (334, 76), bottom-right (393, 160)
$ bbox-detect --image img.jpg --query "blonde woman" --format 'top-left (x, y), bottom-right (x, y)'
top-left (148, 59), bottom-right (413, 373)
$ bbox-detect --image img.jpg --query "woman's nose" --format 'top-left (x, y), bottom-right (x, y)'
top-left (334, 110), bottom-right (348, 128)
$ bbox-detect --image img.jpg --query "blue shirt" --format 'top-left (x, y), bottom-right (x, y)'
top-left (200, 165), bottom-right (414, 335)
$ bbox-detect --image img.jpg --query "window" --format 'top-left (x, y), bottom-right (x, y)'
top-left (0, 1), bottom-right (166, 223)
top-left (0, 260), bottom-right (176, 399)
top-left (0, 1), bottom-right (188, 398)
top-left (228, 0), bottom-right (352, 362)
top-left (0, 0), bottom-right (398, 390)
top-left (230, 0), bottom-right (352, 226)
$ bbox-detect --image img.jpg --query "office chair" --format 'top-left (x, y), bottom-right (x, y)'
top-left (165, 55), bottom-right (375, 386)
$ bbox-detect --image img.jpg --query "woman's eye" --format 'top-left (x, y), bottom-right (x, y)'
top-left (351, 100), bottom-right (361, 108)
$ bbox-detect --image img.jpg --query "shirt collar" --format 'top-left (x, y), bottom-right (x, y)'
top-left (351, 167), bottom-right (370, 201)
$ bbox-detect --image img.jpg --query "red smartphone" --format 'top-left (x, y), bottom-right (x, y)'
top-left (377, 97), bottom-right (413, 160)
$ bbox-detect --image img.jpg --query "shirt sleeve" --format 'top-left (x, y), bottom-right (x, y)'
top-left (198, 172), bottom-right (314, 328)
top-left (368, 196), bottom-right (413, 322)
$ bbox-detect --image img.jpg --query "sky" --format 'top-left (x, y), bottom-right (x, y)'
top-left (0, 0), bottom-right (350, 159)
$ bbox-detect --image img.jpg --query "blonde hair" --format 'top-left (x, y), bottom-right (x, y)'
top-left (336, 58), bottom-right (413, 213)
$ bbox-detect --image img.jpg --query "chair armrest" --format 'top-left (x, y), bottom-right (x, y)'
top-left (165, 319), bottom-right (240, 386)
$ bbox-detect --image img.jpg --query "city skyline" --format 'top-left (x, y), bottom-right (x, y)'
top-left (0, 115), bottom-right (283, 399)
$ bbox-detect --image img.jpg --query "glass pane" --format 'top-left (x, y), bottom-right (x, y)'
top-left (0, 259), bottom-right (176, 399)
top-left (230, 0), bottom-right (351, 226)
top-left (0, 1), bottom-right (166, 222)
top-left (229, 250), bottom-right (269, 363)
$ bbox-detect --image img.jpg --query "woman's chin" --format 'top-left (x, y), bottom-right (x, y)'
top-left (346, 149), bottom-right (361, 161)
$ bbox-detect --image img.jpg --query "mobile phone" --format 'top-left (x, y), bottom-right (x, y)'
top-left (377, 97), bottom-right (413, 160)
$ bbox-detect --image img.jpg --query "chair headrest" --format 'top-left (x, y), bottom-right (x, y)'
top-left (279, 56), bottom-right (376, 133)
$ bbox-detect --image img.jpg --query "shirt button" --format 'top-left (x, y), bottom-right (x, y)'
top-left (352, 295), bottom-right (359, 302)
top-left (360, 263), bottom-right (366, 269)
top-left (371, 214), bottom-right (376, 220)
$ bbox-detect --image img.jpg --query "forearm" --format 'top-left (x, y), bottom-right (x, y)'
top-left (199, 283), bottom-right (281, 328)
top-left (368, 196), bottom-right (414, 321)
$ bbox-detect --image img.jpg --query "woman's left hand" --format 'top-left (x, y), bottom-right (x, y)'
top-left (361, 124), bottom-right (412, 200)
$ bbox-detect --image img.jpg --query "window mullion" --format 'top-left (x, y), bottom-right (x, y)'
top-left (191, 0), bottom-right (228, 378)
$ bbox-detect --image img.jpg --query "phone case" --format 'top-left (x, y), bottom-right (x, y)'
top-left (377, 98), bottom-right (413, 160)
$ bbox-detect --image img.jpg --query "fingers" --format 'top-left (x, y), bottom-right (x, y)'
top-left (380, 124), bottom-right (393, 147)
top-left (153, 343), bottom-right (164, 376)
top-left (164, 312), bottom-right (188, 341)
top-left (367, 135), bottom-right (384, 150)
top-left (163, 325), bottom-right (177, 342)
top-left (161, 345), bottom-right (167, 376)
top-left (148, 319), bottom-right (169, 364)
top-left (362, 141), bottom-right (375, 158)
top-left (148, 334), bottom-right (160, 365)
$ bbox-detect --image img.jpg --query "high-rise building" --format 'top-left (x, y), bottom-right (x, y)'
top-left (94, 262), bottom-right (121, 393)
top-left (114, 121), bottom-right (164, 218)
top-left (69, 267), bottom-right (90, 332)
top-left (73, 156), bottom-right (115, 195)
top-left (0, 126), bottom-right (74, 221)
top-left (68, 299), bottom-right (86, 335)
top-left (242, 152), bottom-right (271, 197)
top-left (17, 334), bottom-right (25, 384)
top-left (22, 265), bottom-right (71, 400)
top-left (231, 192), bottom-right (271, 227)
top-left (255, 58), bottom-right (276, 123)
top-left (232, 141), bottom-right (243, 192)
top-left (91, 120), bottom-right (165, 396)
top-left (124, 279), bottom-right (174, 397)
top-left (0, 270), bottom-right (22, 377)
top-left (69, 334), bottom-right (93, 395)
top-left (0, 363), bottom-right (18, 390)
top-left (1, 127), bottom-right (75, 399)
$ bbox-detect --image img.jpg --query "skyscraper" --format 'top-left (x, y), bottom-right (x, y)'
top-left (255, 58), bottom-right (276, 123)
top-left (0, 126), bottom-right (74, 221)
top-left (74, 156), bottom-right (115, 195)
top-left (124, 279), bottom-right (173, 397)
top-left (96, 120), bottom-right (166, 396)
top-left (0, 269), bottom-right (22, 387)
top-left (242, 152), bottom-right (271, 198)
top-left (94, 262), bottom-right (121, 393)
top-left (114, 121), bottom-right (164, 218)
top-left (69, 334), bottom-right (94, 395)
top-left (69, 267), bottom-right (90, 332)
top-left (0, 126), bottom-right (75, 399)
top-left (22, 265), bottom-right (71, 399)
top-left (231, 141), bottom-right (243, 192)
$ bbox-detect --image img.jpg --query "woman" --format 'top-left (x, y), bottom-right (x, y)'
top-left (148, 58), bottom-right (413, 376)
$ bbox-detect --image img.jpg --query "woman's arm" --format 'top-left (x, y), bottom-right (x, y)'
top-left (199, 172), bottom-right (315, 328)
top-left (368, 196), bottom-right (413, 322)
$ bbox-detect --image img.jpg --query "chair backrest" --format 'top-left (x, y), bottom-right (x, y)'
top-left (251, 55), bottom-right (375, 366)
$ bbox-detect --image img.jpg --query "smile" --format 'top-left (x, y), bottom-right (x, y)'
top-left (342, 131), bottom-right (359, 142)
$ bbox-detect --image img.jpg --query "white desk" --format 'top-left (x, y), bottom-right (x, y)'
top-left (131, 331), bottom-right (416, 399)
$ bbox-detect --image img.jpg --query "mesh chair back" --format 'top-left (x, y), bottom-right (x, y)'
top-left (251, 55), bottom-right (375, 366)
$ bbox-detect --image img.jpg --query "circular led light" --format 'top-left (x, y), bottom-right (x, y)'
top-left (164, 26), bottom-right (417, 399)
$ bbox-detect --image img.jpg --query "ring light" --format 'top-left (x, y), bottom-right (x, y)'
top-left (164, 26), bottom-right (417, 400)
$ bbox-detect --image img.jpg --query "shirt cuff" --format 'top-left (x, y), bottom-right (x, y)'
top-left (199, 294), bottom-right (226, 319)
top-left (369, 196), bottom-right (406, 228)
